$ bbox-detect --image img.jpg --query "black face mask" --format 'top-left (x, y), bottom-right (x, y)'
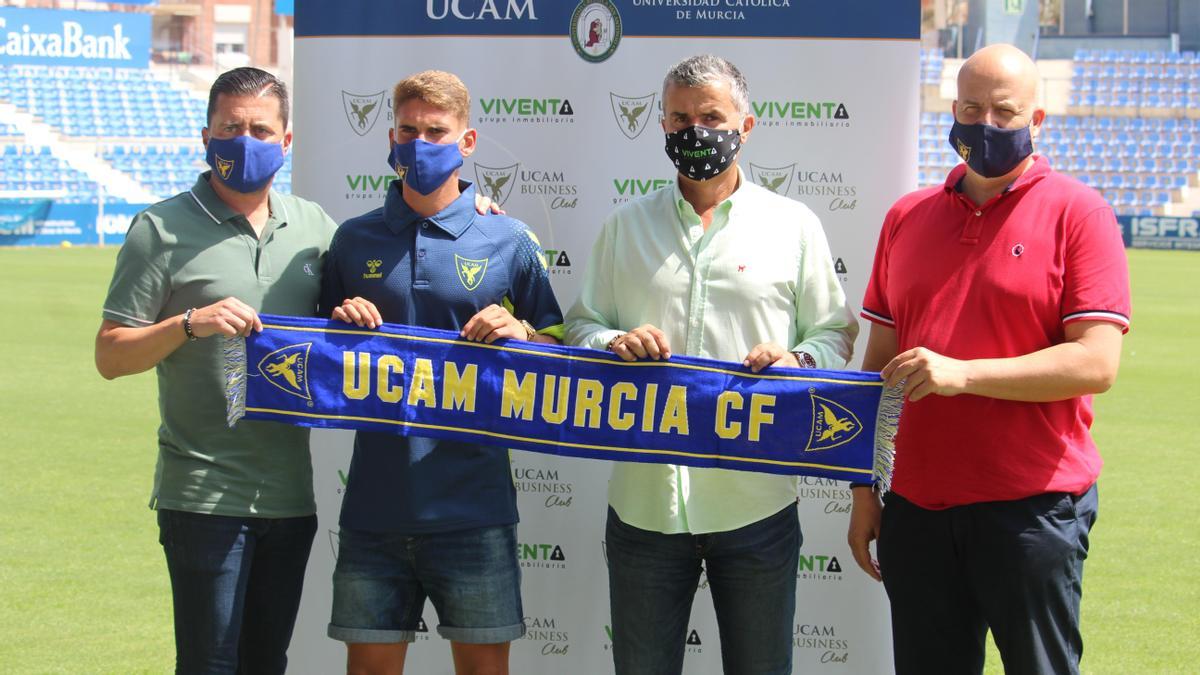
top-left (664, 125), bottom-right (742, 181)
top-left (947, 121), bottom-right (1034, 178)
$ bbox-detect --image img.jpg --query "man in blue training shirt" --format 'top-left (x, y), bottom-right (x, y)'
top-left (318, 70), bottom-right (564, 675)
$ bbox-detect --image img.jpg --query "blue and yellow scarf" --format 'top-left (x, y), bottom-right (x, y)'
top-left (224, 314), bottom-right (898, 486)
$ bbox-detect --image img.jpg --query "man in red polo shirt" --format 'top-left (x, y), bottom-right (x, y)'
top-left (847, 44), bottom-right (1130, 674)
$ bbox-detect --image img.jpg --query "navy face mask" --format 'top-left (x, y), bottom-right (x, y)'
top-left (947, 121), bottom-right (1034, 178)
top-left (205, 135), bottom-right (286, 193)
top-left (387, 135), bottom-right (465, 195)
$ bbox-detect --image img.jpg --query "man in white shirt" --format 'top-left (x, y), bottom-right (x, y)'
top-left (566, 54), bottom-right (858, 675)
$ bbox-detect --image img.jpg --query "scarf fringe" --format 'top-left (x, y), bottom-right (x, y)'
top-left (872, 383), bottom-right (903, 493)
top-left (223, 336), bottom-right (248, 427)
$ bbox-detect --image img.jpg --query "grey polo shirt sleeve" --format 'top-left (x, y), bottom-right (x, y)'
top-left (102, 213), bottom-right (169, 327)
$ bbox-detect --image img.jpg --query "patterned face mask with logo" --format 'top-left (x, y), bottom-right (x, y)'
top-left (947, 121), bottom-right (1034, 179)
top-left (388, 133), bottom-right (466, 196)
top-left (205, 135), bottom-right (286, 193)
top-left (664, 124), bottom-right (742, 181)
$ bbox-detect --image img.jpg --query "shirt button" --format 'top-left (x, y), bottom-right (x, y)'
top-left (974, 210), bottom-right (982, 216)
top-left (421, 222), bottom-right (429, 229)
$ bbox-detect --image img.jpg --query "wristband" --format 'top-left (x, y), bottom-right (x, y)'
top-left (183, 308), bottom-right (198, 341)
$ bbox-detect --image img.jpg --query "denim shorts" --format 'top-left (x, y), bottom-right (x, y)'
top-left (328, 523), bottom-right (525, 645)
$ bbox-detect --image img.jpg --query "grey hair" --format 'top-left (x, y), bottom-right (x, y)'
top-left (662, 54), bottom-right (749, 116)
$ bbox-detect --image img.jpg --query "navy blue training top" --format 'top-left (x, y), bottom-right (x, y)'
top-left (319, 181), bottom-right (564, 533)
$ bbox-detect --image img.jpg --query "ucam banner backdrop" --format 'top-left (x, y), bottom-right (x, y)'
top-left (292, 2), bottom-right (919, 672)
top-left (0, 7), bottom-right (150, 69)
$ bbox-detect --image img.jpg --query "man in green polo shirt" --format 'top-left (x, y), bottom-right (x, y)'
top-left (94, 67), bottom-right (336, 675)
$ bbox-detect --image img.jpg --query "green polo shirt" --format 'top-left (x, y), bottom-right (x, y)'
top-left (102, 172), bottom-right (338, 518)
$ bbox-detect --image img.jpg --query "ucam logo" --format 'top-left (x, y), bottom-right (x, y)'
top-left (512, 465), bottom-right (573, 507)
top-left (748, 163), bottom-right (797, 195)
top-left (342, 91), bottom-right (385, 137)
top-left (427, 0), bottom-right (538, 20)
top-left (473, 163), bottom-right (519, 206)
top-left (522, 616), bottom-right (570, 656)
top-left (794, 622), bottom-right (851, 663)
top-left (610, 92), bottom-right (657, 140)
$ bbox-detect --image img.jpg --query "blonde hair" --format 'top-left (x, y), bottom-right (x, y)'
top-left (392, 70), bottom-right (470, 124)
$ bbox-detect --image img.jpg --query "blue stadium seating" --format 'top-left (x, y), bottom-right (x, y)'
top-left (1, 64), bottom-right (293, 200)
top-left (920, 50), bottom-right (1200, 214)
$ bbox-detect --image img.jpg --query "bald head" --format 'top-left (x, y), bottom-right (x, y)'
top-left (954, 43), bottom-right (1044, 135)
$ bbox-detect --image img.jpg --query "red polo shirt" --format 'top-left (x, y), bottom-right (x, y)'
top-left (862, 156), bottom-right (1131, 509)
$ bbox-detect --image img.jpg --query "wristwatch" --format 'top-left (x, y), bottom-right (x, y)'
top-left (519, 319), bottom-right (537, 340)
top-left (790, 350), bottom-right (816, 368)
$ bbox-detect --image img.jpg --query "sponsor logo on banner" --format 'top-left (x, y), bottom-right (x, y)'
top-left (797, 476), bottom-right (852, 517)
top-left (1125, 216), bottom-right (1200, 250)
top-left (257, 343), bottom-right (313, 402)
top-left (512, 465), bottom-right (574, 508)
top-left (610, 177), bottom-right (673, 205)
top-left (601, 624), bottom-right (703, 654)
top-left (476, 96), bottom-right (575, 125)
top-left (0, 8), bottom-right (150, 68)
top-left (796, 169), bottom-right (858, 212)
top-left (834, 256), bottom-right (849, 283)
top-left (426, 0), bottom-right (538, 20)
top-left (752, 99), bottom-right (851, 129)
top-left (748, 163), bottom-right (796, 195)
top-left (343, 173), bottom-right (399, 202)
top-left (570, 0), bottom-right (621, 63)
top-left (342, 90), bottom-right (386, 137)
top-left (520, 168), bottom-right (579, 209)
top-left (474, 163), bottom-right (520, 205)
top-left (542, 249), bottom-right (573, 275)
top-left (518, 541), bottom-right (567, 569)
top-left (610, 92), bottom-right (657, 140)
top-left (794, 622), bottom-right (851, 664)
top-left (414, 617), bottom-right (432, 641)
top-left (797, 552), bottom-right (844, 581)
top-left (523, 615), bottom-right (570, 656)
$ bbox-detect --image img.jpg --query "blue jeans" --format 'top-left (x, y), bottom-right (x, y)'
top-left (606, 504), bottom-right (801, 675)
top-left (157, 509), bottom-right (318, 675)
top-left (328, 524), bottom-right (525, 645)
top-left (878, 485), bottom-right (1099, 675)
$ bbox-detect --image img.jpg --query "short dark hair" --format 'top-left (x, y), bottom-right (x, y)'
top-left (206, 67), bottom-right (290, 128)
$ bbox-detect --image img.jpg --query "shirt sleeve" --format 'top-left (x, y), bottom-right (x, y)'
top-left (317, 227), bottom-right (346, 320)
top-left (1061, 205), bottom-right (1131, 333)
top-left (564, 217), bottom-right (626, 351)
top-left (860, 205), bottom-right (898, 327)
top-left (508, 227), bottom-right (565, 340)
top-left (101, 212), bottom-right (168, 327)
top-left (791, 212), bottom-right (859, 369)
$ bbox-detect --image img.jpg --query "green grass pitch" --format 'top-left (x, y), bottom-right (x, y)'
top-left (0, 247), bottom-right (1195, 673)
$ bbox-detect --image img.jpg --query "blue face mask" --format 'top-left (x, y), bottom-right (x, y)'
top-left (947, 121), bottom-right (1034, 179)
top-left (205, 135), bottom-right (286, 193)
top-left (387, 135), bottom-right (465, 196)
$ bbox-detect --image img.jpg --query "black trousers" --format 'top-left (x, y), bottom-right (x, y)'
top-left (878, 485), bottom-right (1098, 675)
